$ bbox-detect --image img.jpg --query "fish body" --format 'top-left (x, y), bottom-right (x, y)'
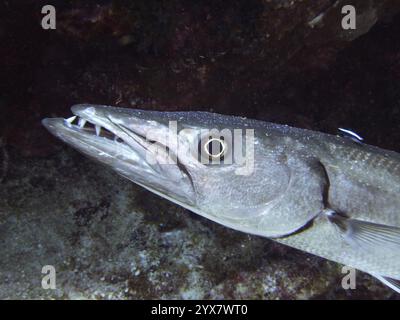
top-left (42, 105), bottom-right (400, 292)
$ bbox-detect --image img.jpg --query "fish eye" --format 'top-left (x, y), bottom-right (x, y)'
top-left (205, 138), bottom-right (226, 158)
top-left (199, 136), bottom-right (227, 162)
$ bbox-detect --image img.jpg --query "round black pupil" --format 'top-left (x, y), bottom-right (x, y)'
top-left (207, 138), bottom-right (223, 156)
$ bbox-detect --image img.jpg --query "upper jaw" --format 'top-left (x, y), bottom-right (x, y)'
top-left (42, 104), bottom-right (163, 156)
top-left (42, 104), bottom-right (197, 206)
top-left (41, 105), bottom-right (135, 158)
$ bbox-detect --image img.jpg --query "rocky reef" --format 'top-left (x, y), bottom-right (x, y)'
top-left (1, 0), bottom-right (400, 299)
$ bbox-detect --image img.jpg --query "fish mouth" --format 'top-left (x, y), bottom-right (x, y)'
top-left (42, 104), bottom-right (196, 207)
top-left (42, 105), bottom-right (144, 162)
top-left (43, 112), bottom-right (126, 145)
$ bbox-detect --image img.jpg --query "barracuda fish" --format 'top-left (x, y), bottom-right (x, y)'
top-left (42, 104), bottom-right (400, 293)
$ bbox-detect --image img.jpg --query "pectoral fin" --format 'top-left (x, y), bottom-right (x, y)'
top-left (326, 211), bottom-right (400, 292)
top-left (325, 210), bottom-right (400, 258)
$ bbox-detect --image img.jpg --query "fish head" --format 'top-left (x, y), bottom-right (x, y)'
top-left (42, 104), bottom-right (289, 227)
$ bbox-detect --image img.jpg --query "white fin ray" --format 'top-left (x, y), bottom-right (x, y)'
top-left (346, 219), bottom-right (400, 255)
top-left (370, 273), bottom-right (400, 293)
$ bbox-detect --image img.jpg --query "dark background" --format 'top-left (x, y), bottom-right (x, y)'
top-left (3, 0), bottom-right (400, 156)
top-left (1, 0), bottom-right (400, 299)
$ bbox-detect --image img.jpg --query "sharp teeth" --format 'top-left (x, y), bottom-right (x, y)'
top-left (95, 125), bottom-right (101, 136)
top-left (78, 118), bottom-right (87, 128)
top-left (66, 116), bottom-right (76, 124)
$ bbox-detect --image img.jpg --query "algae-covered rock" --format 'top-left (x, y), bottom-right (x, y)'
top-left (0, 147), bottom-right (397, 299)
